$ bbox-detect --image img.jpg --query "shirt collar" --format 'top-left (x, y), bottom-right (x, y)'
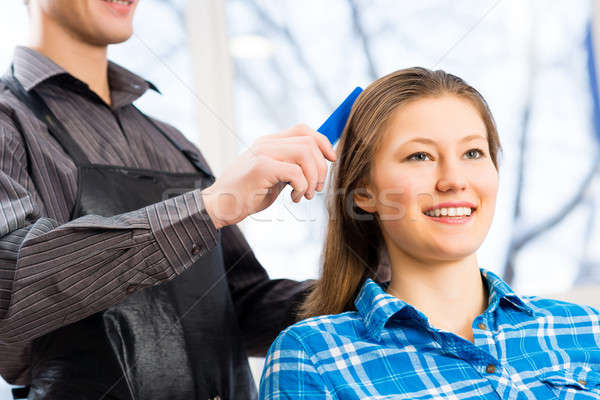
top-left (11, 46), bottom-right (160, 108)
top-left (482, 269), bottom-right (534, 316)
top-left (354, 278), bottom-right (427, 342)
top-left (355, 268), bottom-right (535, 342)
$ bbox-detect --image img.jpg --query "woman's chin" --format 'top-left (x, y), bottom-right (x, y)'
top-left (421, 242), bottom-right (479, 262)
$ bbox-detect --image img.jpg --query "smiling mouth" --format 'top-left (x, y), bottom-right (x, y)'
top-left (422, 207), bottom-right (477, 218)
top-left (101, 0), bottom-right (134, 5)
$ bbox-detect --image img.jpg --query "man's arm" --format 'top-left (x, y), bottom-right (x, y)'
top-left (222, 223), bottom-right (314, 356)
top-left (0, 121), bottom-right (218, 345)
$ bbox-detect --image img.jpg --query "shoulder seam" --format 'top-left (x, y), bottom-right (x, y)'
top-left (284, 327), bottom-right (336, 398)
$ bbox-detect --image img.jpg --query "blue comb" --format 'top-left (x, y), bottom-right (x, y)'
top-left (317, 87), bottom-right (363, 144)
top-left (285, 87), bottom-right (362, 194)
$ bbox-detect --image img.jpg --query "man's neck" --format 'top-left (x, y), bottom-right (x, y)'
top-left (28, 15), bottom-right (112, 105)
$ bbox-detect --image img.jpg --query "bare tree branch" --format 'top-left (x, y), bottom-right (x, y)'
top-left (155, 0), bottom-right (187, 31)
top-left (245, 0), bottom-right (333, 110)
top-left (233, 60), bottom-right (288, 128)
top-left (267, 57), bottom-right (299, 123)
top-left (150, 0), bottom-right (188, 60)
top-left (505, 12), bottom-right (600, 284)
top-left (504, 9), bottom-right (600, 284)
top-left (502, 0), bottom-right (537, 284)
top-left (574, 193), bottom-right (600, 285)
top-left (510, 154), bottom-right (600, 253)
top-left (347, 0), bottom-right (378, 80)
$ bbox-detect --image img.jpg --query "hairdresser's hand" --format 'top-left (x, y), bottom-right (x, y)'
top-left (201, 124), bottom-right (337, 230)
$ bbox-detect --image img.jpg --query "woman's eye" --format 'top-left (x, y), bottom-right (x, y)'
top-left (465, 149), bottom-right (484, 159)
top-left (407, 152), bottom-right (431, 161)
top-left (407, 149), bottom-right (484, 162)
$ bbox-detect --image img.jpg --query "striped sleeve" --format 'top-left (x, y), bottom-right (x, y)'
top-left (0, 124), bottom-right (218, 347)
top-left (259, 328), bottom-right (334, 400)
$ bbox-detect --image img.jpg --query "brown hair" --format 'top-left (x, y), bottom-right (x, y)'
top-left (299, 67), bottom-right (502, 319)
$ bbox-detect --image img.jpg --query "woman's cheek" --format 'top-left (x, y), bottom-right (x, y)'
top-left (478, 169), bottom-right (499, 218)
top-left (378, 174), bottom-right (430, 222)
top-left (375, 186), bottom-right (406, 222)
top-left (373, 169), bottom-right (415, 223)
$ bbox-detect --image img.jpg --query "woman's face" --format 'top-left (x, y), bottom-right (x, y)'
top-left (355, 95), bottom-right (499, 263)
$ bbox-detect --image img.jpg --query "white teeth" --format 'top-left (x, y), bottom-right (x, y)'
top-left (424, 207), bottom-right (475, 217)
top-left (105, 0), bottom-right (131, 5)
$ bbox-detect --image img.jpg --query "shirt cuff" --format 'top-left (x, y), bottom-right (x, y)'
top-left (146, 189), bottom-right (218, 275)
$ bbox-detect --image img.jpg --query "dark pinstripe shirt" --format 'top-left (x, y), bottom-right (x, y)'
top-left (0, 46), bottom-right (309, 385)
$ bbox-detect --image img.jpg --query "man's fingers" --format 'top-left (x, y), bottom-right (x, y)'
top-left (250, 123), bottom-right (337, 201)
top-left (302, 126), bottom-right (338, 163)
top-left (256, 138), bottom-right (325, 198)
top-left (268, 159), bottom-right (308, 203)
top-left (309, 141), bottom-right (328, 193)
top-left (296, 146), bottom-right (318, 199)
top-left (258, 124), bottom-right (337, 162)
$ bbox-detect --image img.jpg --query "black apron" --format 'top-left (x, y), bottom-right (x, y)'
top-left (3, 72), bottom-right (257, 400)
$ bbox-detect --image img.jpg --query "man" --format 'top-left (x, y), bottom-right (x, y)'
top-left (0, 0), bottom-right (336, 399)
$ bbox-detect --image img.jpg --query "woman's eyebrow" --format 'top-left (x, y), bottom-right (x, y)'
top-left (402, 134), bottom-right (487, 145)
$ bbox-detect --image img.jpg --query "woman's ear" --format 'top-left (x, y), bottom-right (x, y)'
top-left (353, 185), bottom-right (377, 213)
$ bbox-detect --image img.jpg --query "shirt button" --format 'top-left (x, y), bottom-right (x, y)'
top-left (191, 244), bottom-right (200, 256)
top-left (126, 285), bottom-right (137, 294)
top-left (477, 322), bottom-right (487, 330)
top-left (486, 364), bottom-right (496, 374)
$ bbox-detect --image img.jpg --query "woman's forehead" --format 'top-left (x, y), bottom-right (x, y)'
top-left (383, 96), bottom-right (487, 145)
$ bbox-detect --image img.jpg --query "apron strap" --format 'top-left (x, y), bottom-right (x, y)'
top-left (3, 65), bottom-right (214, 181)
top-left (2, 65), bottom-right (90, 165)
top-left (134, 105), bottom-right (215, 182)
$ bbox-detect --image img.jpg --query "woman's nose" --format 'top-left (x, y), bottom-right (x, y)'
top-left (436, 164), bottom-right (467, 192)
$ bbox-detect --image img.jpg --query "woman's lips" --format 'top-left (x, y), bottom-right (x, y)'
top-left (423, 209), bottom-right (476, 225)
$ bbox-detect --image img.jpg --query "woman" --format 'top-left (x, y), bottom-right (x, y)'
top-left (258, 68), bottom-right (600, 399)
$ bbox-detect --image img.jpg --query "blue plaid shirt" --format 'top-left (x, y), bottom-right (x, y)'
top-left (259, 269), bottom-right (600, 399)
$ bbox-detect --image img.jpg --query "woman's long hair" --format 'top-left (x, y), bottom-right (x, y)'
top-left (298, 67), bottom-right (503, 319)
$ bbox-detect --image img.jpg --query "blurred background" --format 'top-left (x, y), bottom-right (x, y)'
top-left (2, 0), bottom-right (600, 396)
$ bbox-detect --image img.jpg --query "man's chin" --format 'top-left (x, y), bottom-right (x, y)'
top-left (107, 33), bottom-right (134, 45)
top-left (86, 30), bottom-right (134, 46)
